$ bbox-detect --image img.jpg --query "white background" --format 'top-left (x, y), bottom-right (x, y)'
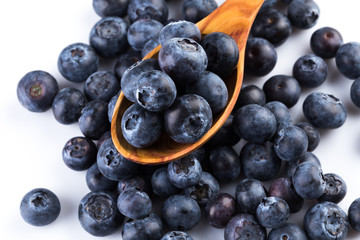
top-left (1, 0), bottom-right (360, 239)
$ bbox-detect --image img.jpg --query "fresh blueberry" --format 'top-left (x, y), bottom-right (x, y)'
top-left (285, 151), bottom-right (321, 178)
top-left (121, 103), bottom-right (163, 148)
top-left (287, 0), bottom-right (320, 29)
top-left (122, 213), bottom-right (163, 240)
top-left (117, 188), bottom-right (152, 219)
top-left (84, 71), bottom-right (120, 102)
top-left (255, 196), bottom-right (290, 229)
top-left (58, 42), bottom-right (99, 82)
top-left (167, 155), bottom-right (202, 189)
top-left (142, 39), bottom-right (159, 58)
top-left (240, 141), bottom-right (281, 181)
top-left (292, 161), bottom-right (325, 199)
top-left (151, 166), bottom-right (181, 198)
top-left (96, 130), bottom-right (112, 149)
top-left (52, 87), bottom-right (86, 124)
top-left (97, 138), bottom-right (139, 181)
top-left (310, 26), bottom-right (343, 59)
top-left (224, 213), bottom-right (266, 240)
top-left (245, 37), bottom-right (277, 76)
top-left (351, 78), bottom-right (360, 108)
top-left (86, 163), bottom-right (118, 192)
top-left (20, 188), bottom-right (61, 226)
top-left (318, 173), bottom-right (347, 204)
top-left (135, 70), bottom-right (177, 112)
top-left (348, 198), bottom-right (360, 232)
top-left (182, 0), bottom-right (218, 23)
top-left (114, 50), bottom-right (142, 80)
top-left (265, 101), bottom-right (291, 133)
top-left (336, 42), bottom-right (360, 79)
top-left (89, 17), bottom-right (128, 58)
top-left (161, 231), bottom-right (194, 240)
top-left (232, 104), bottom-right (277, 144)
top-left (233, 85), bottom-right (266, 112)
top-left (185, 71), bottom-right (228, 114)
top-left (208, 145), bottom-right (241, 183)
top-left (303, 92), bottom-right (347, 129)
top-left (92, 0), bottom-right (129, 17)
top-left (235, 178), bottom-right (267, 214)
top-left (263, 74), bottom-right (301, 108)
top-left (159, 38), bottom-right (208, 85)
top-left (159, 20), bottom-right (201, 45)
top-left (293, 54), bottom-right (328, 87)
top-left (78, 191), bottom-right (124, 236)
top-left (164, 94), bottom-right (212, 144)
top-left (200, 32), bottom-right (239, 77)
top-left (205, 115), bottom-right (240, 148)
top-left (78, 99), bottom-right (110, 140)
top-left (294, 121), bottom-right (320, 152)
top-left (117, 175), bottom-right (152, 195)
top-left (161, 194), bottom-right (201, 231)
top-left (127, 0), bottom-right (168, 23)
top-left (17, 70), bottom-right (59, 112)
top-left (303, 201), bottom-right (349, 240)
top-left (107, 91), bottom-right (120, 122)
top-left (268, 222), bottom-right (308, 240)
top-left (251, 8), bottom-right (292, 47)
top-left (127, 18), bottom-right (163, 51)
top-left (205, 192), bottom-right (237, 229)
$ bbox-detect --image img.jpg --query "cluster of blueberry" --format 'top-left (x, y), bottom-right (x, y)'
top-left (16, 0), bottom-right (360, 240)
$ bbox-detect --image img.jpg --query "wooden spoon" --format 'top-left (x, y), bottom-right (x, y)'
top-left (111, 0), bottom-right (264, 165)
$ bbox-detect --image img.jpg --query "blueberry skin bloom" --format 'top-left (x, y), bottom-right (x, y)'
top-left (303, 92), bottom-right (347, 129)
top-left (167, 155), bottom-right (202, 189)
top-left (232, 104), bottom-right (277, 144)
top-left (89, 17), bottom-right (128, 58)
top-left (17, 70), bottom-right (59, 112)
top-left (205, 192), bottom-right (237, 229)
top-left (121, 103), bottom-right (163, 148)
top-left (224, 213), bottom-right (266, 240)
top-left (182, 0), bottom-right (218, 23)
top-left (162, 194), bottom-right (201, 231)
top-left (336, 42), bottom-right (360, 79)
top-left (159, 38), bottom-right (208, 84)
top-left (20, 188), bottom-right (61, 226)
top-left (235, 178), bottom-right (267, 214)
top-left (304, 201), bottom-right (349, 240)
top-left (135, 70), bottom-right (177, 112)
top-left (268, 222), bottom-right (308, 240)
top-left (310, 27), bottom-right (343, 59)
top-left (255, 196), bottom-right (290, 229)
top-left (127, 18), bottom-right (163, 51)
top-left (287, 0), bottom-right (320, 29)
top-left (348, 198), bottom-right (360, 232)
top-left (92, 0), bottom-right (129, 17)
top-left (78, 191), bottom-right (124, 237)
top-left (351, 78), bottom-right (360, 108)
top-left (84, 71), bottom-right (120, 102)
top-left (164, 94), bottom-right (212, 144)
top-left (122, 213), bottom-right (163, 240)
top-left (58, 42), bottom-right (99, 83)
top-left (117, 188), bottom-right (152, 220)
top-left (293, 54), bottom-right (328, 88)
top-left (185, 71), bottom-right (228, 114)
top-left (200, 32), bottom-right (239, 77)
top-left (318, 173), bottom-right (347, 204)
top-left (127, 0), bottom-right (169, 23)
top-left (161, 231), bottom-right (194, 240)
top-left (159, 20), bottom-right (201, 45)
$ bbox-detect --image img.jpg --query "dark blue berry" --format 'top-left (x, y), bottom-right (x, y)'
top-left (161, 231), bottom-right (194, 240)
top-left (127, 18), bottom-right (163, 51)
top-left (114, 50), bottom-right (142, 80)
top-left (182, 0), bottom-right (217, 23)
top-left (86, 163), bottom-right (117, 192)
top-left (84, 71), bottom-right (120, 102)
top-left (167, 155), bottom-right (202, 189)
top-left (336, 42), bottom-right (360, 79)
top-left (92, 0), bottom-right (129, 17)
top-left (235, 178), bottom-right (267, 214)
top-left (255, 196), bottom-right (290, 229)
top-left (142, 39), bottom-right (159, 58)
top-left (117, 175), bottom-right (152, 195)
top-left (122, 213), bottom-right (163, 240)
top-left (293, 54), bottom-right (328, 87)
top-left (348, 198), bottom-right (360, 232)
top-left (294, 121), bottom-right (320, 152)
top-left (205, 115), bottom-right (240, 148)
top-left (205, 192), bottom-right (237, 229)
top-left (351, 78), bottom-right (360, 108)
top-left (233, 85), bottom-right (266, 112)
top-left (318, 173), bottom-right (347, 204)
top-left (268, 222), bottom-right (308, 240)
top-left (107, 91), bottom-right (120, 122)
top-left (224, 214), bottom-right (266, 240)
top-left (127, 0), bottom-right (168, 23)
top-left (285, 151), bottom-right (321, 178)
top-left (310, 26), bottom-right (343, 59)
top-left (117, 188), bottom-right (152, 219)
top-left (287, 0), bottom-right (320, 29)
top-left (159, 20), bottom-right (201, 45)
top-left (151, 166), bottom-right (181, 198)
top-left (265, 101), bottom-right (291, 133)
top-left (97, 131), bottom-right (112, 149)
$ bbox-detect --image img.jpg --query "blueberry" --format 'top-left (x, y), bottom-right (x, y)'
top-left (351, 78), bottom-right (360, 108)
top-left (245, 37), bottom-right (277, 76)
top-left (20, 188), bottom-right (61, 226)
top-left (92, 0), bottom-right (129, 17)
top-left (235, 178), bottom-right (267, 214)
top-left (303, 201), bottom-right (349, 240)
top-left (86, 163), bottom-right (118, 192)
top-left (122, 213), bottom-right (163, 240)
top-left (185, 71), bottom-right (228, 114)
top-left (121, 103), bottom-right (163, 148)
top-left (107, 91), bottom-right (120, 122)
top-left (251, 8), bottom-right (292, 47)
top-left (205, 115), bottom-right (240, 148)
top-left (232, 104), bottom-right (277, 144)
top-left (205, 192), bottom-right (237, 229)
top-left (117, 175), bottom-right (152, 195)
top-left (151, 166), bottom-right (181, 198)
top-left (161, 231), bottom-right (194, 240)
top-left (287, 0), bottom-right (320, 29)
top-left (255, 196), bottom-right (290, 229)
top-left (159, 20), bottom-right (201, 45)
top-left (78, 191), bottom-right (124, 236)
top-left (114, 50), bottom-right (142, 80)
top-left (182, 0), bottom-right (218, 23)
top-left (285, 151), bottom-right (321, 178)
top-left (89, 17), bottom-right (128, 58)
top-left (268, 222), bottom-right (308, 240)
top-left (269, 177), bottom-right (304, 213)
top-left (17, 70), bottom-right (59, 112)
top-left (224, 213), bottom-right (266, 240)
top-left (208, 145), bottom-right (241, 182)
top-left (293, 54), bottom-right (328, 87)
top-left (263, 74), bottom-right (301, 108)
top-left (259, 0), bottom-right (278, 12)
top-left (233, 85), bottom-right (266, 112)
top-left (294, 121), bottom-right (320, 152)
top-left (318, 173), bottom-right (347, 204)
top-left (84, 71), bottom-right (120, 102)
top-left (336, 42), bottom-right (360, 79)
top-left (78, 99), bottom-right (110, 140)
top-left (348, 198), bottom-right (360, 232)
top-left (240, 141), bottom-right (281, 181)
top-left (200, 32), bottom-right (239, 77)
top-left (161, 194), bottom-right (201, 231)
top-left (127, 0), bottom-right (168, 23)
top-left (164, 94), bottom-right (212, 144)
top-left (97, 138), bottom-right (139, 181)
top-left (57, 42), bottom-right (99, 82)
top-left (142, 39), bottom-right (159, 58)
top-left (117, 188), bottom-right (152, 219)
top-left (167, 155), bottom-right (202, 189)
top-left (127, 18), bottom-right (163, 51)
top-left (265, 101), bottom-right (291, 133)
top-left (52, 87), bottom-right (86, 124)
top-left (310, 26), bottom-right (343, 59)
top-left (96, 130), bottom-right (112, 149)
top-left (135, 70), bottom-right (177, 112)
top-left (292, 161), bottom-right (325, 199)
top-left (303, 92), bottom-right (347, 129)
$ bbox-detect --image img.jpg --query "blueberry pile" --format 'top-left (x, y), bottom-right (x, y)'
top-left (17, 0), bottom-right (360, 239)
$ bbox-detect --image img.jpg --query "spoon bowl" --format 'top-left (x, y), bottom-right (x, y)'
top-left (111, 0), bottom-right (264, 165)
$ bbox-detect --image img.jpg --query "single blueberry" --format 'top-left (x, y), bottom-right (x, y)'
top-left (107, 91), bottom-right (120, 122)
top-left (86, 163), bottom-right (118, 192)
top-left (311, 26), bottom-right (343, 59)
top-left (167, 155), bottom-right (202, 189)
top-left (159, 20), bottom-right (201, 45)
top-left (224, 214), bottom-right (266, 240)
top-left (122, 213), bottom-right (163, 240)
top-left (318, 173), bottom-right (347, 204)
top-left (265, 101), bottom-right (291, 133)
top-left (151, 166), bottom-right (181, 198)
top-left (287, 0), bottom-right (320, 29)
top-left (114, 50), bottom-right (142, 80)
top-left (92, 0), bottom-right (129, 17)
top-left (127, 0), bottom-right (168, 23)
top-left (295, 121), bottom-right (320, 152)
top-left (348, 198), bottom-right (360, 232)
top-left (235, 178), bottom-right (267, 215)
top-left (336, 42), bottom-right (360, 79)
top-left (182, 0), bottom-right (218, 23)
top-left (351, 78), bottom-right (360, 108)
top-left (84, 71), bottom-right (120, 102)
top-left (142, 39), bottom-right (159, 58)
top-left (255, 196), bottom-right (290, 229)
top-left (205, 192), bottom-right (237, 229)
top-left (268, 222), bottom-right (308, 240)
top-left (293, 54), bottom-right (328, 88)
top-left (117, 188), bottom-right (152, 220)
top-left (127, 18), bottom-right (163, 51)
top-left (117, 175), bottom-right (152, 195)
top-left (233, 84), bottom-right (266, 112)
